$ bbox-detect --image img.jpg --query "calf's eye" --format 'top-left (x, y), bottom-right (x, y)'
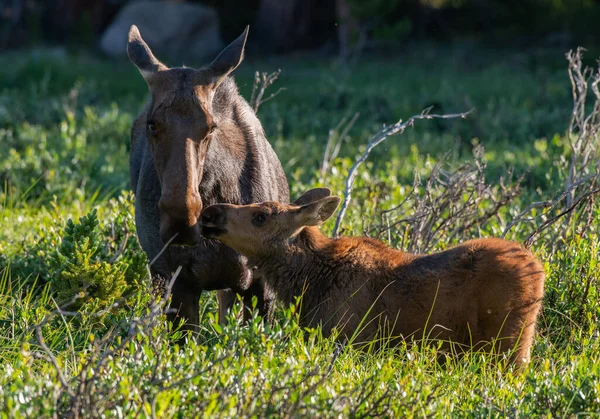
top-left (252, 213), bottom-right (268, 227)
top-left (147, 121), bottom-right (157, 134)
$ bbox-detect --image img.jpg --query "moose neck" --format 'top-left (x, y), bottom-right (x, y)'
top-left (255, 226), bottom-right (336, 308)
top-left (199, 77), bottom-right (264, 204)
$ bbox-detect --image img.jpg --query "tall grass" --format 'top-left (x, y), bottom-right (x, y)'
top-left (0, 44), bottom-right (599, 416)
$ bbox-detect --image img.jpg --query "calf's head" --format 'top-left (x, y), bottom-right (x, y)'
top-left (201, 188), bottom-right (340, 259)
top-left (127, 25), bottom-right (249, 245)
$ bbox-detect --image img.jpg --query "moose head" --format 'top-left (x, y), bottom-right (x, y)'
top-left (127, 25), bottom-right (248, 245)
top-left (200, 188), bottom-right (341, 260)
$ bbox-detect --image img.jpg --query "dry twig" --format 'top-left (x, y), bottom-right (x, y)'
top-left (250, 69), bottom-right (286, 112)
top-left (321, 112), bottom-right (360, 175)
top-left (503, 47), bottom-right (600, 247)
top-left (333, 107), bottom-right (473, 237)
top-left (365, 145), bottom-right (523, 253)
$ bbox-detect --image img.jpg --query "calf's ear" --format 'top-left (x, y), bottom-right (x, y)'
top-left (296, 196), bottom-right (341, 227)
top-left (127, 25), bottom-right (167, 83)
top-left (292, 188), bottom-right (332, 206)
top-left (209, 26), bottom-right (249, 87)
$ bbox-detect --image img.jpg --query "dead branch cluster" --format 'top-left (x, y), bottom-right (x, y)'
top-left (29, 270), bottom-right (396, 418)
top-left (368, 145), bottom-right (523, 253)
top-left (332, 107), bottom-right (473, 238)
top-left (502, 48), bottom-right (600, 247)
top-left (334, 47), bottom-right (600, 251)
top-left (250, 69), bottom-right (286, 113)
top-left (30, 241), bottom-right (393, 417)
top-left (30, 266), bottom-right (182, 418)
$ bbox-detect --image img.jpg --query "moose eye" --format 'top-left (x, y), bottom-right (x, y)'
top-left (252, 213), bottom-right (268, 227)
top-left (147, 121), bottom-right (157, 134)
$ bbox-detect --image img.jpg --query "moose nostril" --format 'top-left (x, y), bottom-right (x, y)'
top-left (201, 207), bottom-right (221, 225)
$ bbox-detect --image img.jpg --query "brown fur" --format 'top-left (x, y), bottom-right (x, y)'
top-left (128, 25), bottom-right (289, 335)
top-left (201, 190), bottom-right (545, 365)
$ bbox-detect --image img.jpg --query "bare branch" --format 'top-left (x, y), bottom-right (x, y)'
top-left (504, 48), bottom-right (600, 246)
top-left (34, 324), bottom-right (74, 398)
top-left (250, 69), bottom-right (285, 113)
top-left (502, 174), bottom-right (597, 238)
top-left (149, 232), bottom-right (178, 267)
top-left (524, 185), bottom-right (600, 248)
top-left (333, 107), bottom-right (473, 237)
top-left (565, 48), bottom-right (600, 209)
top-left (108, 231), bottom-right (129, 264)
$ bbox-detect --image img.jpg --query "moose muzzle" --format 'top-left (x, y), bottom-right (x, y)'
top-left (158, 192), bottom-right (203, 246)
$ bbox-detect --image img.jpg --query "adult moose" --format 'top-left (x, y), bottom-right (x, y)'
top-left (127, 25), bottom-right (289, 335)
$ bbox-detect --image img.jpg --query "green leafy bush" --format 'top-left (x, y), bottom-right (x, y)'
top-left (49, 212), bottom-right (129, 308)
top-left (47, 196), bottom-right (147, 309)
top-left (1, 193), bottom-right (147, 311)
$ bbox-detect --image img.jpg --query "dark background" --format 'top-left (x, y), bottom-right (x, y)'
top-left (2, 0), bottom-right (600, 54)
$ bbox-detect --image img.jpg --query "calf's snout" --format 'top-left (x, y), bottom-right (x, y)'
top-left (201, 205), bottom-right (227, 227)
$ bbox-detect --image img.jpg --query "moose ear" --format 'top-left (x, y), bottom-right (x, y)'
top-left (296, 196), bottom-right (341, 227)
top-left (209, 26), bottom-right (249, 86)
top-left (292, 188), bottom-right (332, 206)
top-left (127, 25), bottom-right (167, 82)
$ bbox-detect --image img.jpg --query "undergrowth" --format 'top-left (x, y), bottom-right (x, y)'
top-left (0, 44), bottom-right (599, 417)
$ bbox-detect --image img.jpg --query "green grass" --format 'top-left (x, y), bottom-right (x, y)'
top-left (1, 43), bottom-right (599, 417)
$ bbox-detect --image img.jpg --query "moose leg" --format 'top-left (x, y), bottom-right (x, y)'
top-left (261, 286), bottom-right (276, 323)
top-left (241, 277), bottom-right (275, 323)
top-left (217, 289), bottom-right (237, 325)
top-left (167, 280), bottom-right (200, 339)
top-left (501, 308), bottom-right (539, 367)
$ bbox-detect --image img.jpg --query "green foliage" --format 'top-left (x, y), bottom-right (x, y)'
top-left (47, 207), bottom-right (146, 309)
top-left (0, 192), bottom-right (147, 311)
top-left (0, 105), bottom-right (132, 203)
top-left (542, 235), bottom-right (600, 349)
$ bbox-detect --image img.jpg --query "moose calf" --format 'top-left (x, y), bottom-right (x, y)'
top-left (201, 188), bottom-right (545, 365)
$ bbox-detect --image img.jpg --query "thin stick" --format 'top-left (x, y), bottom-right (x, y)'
top-left (250, 69), bottom-right (285, 112)
top-left (149, 232), bottom-right (178, 267)
top-left (332, 107), bottom-right (472, 237)
top-left (501, 174), bottom-right (596, 238)
top-left (321, 112), bottom-right (360, 174)
top-left (524, 186), bottom-right (600, 248)
top-left (35, 324), bottom-right (74, 397)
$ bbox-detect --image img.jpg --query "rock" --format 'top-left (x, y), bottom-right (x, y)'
top-left (100, 0), bottom-right (224, 63)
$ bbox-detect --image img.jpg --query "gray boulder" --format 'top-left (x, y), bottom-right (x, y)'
top-left (100, 0), bottom-right (224, 63)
